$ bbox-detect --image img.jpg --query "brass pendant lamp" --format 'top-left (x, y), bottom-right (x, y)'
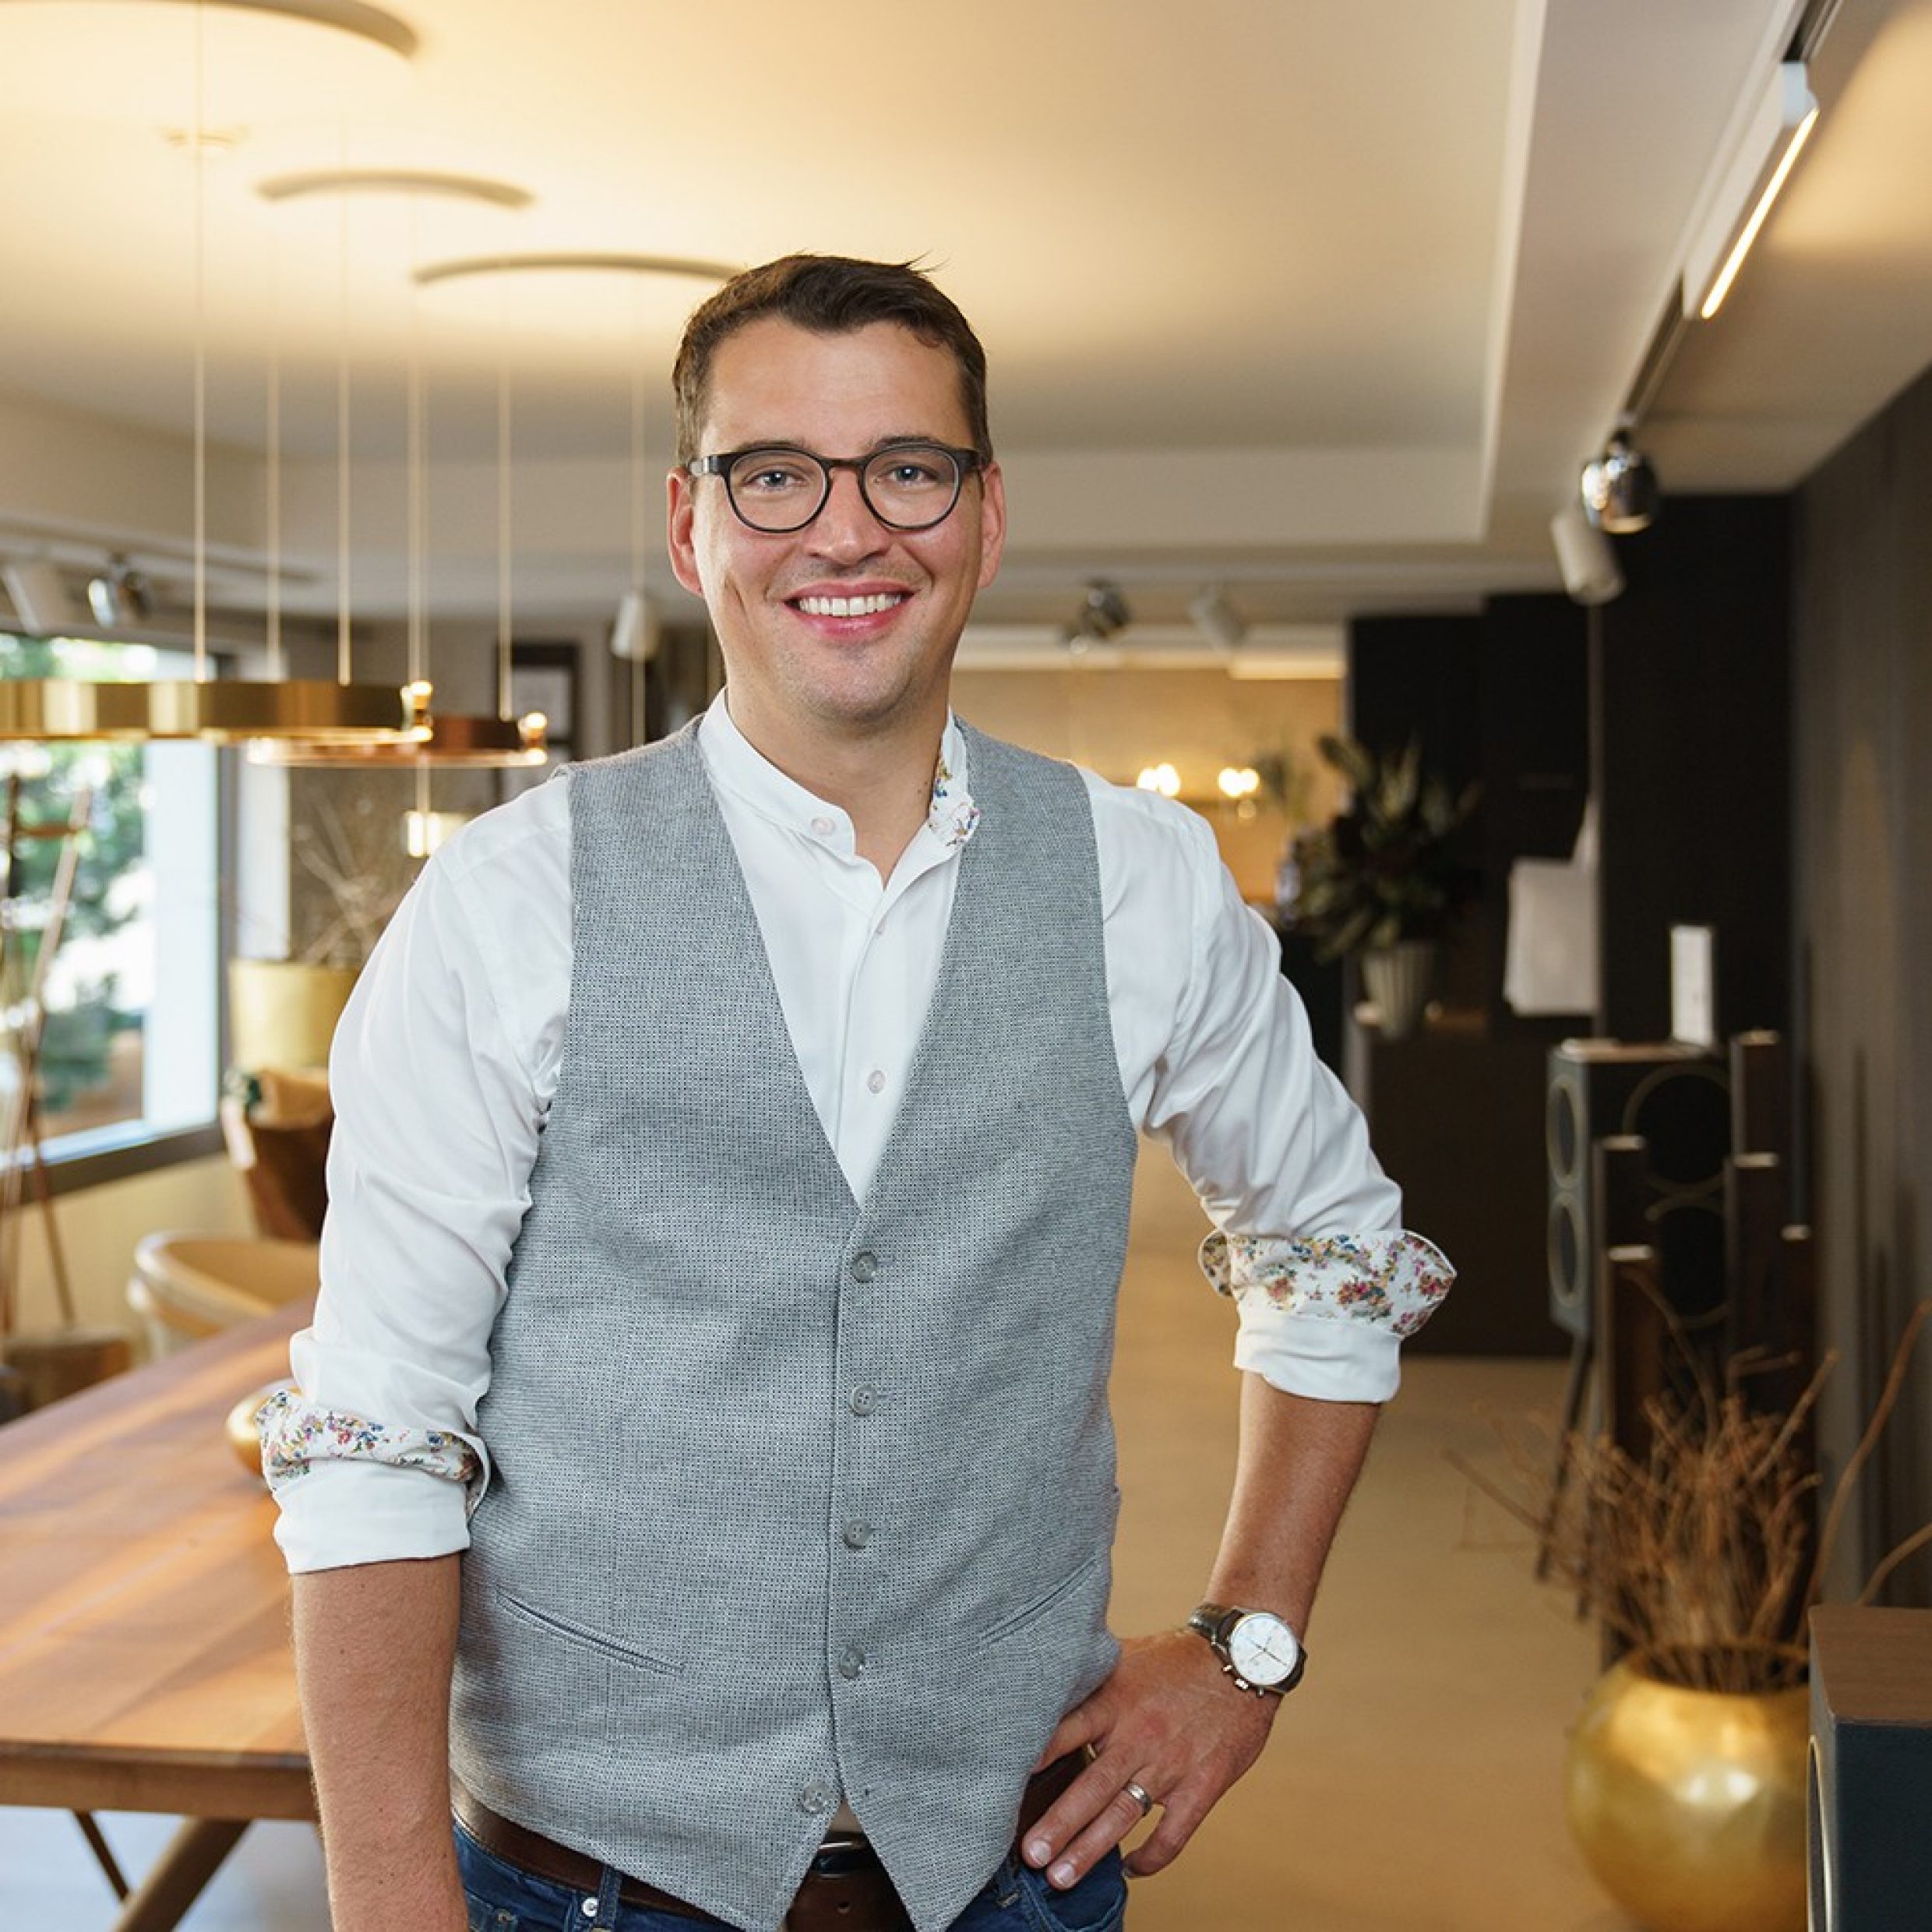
top-left (0, 0), bottom-right (425, 746)
top-left (249, 171), bottom-right (548, 774)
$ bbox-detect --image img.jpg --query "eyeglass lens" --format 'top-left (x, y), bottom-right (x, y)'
top-left (724, 446), bottom-right (964, 533)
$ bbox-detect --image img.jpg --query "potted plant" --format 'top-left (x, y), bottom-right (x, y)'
top-left (1288, 734), bottom-right (1478, 1038)
top-left (1458, 1292), bottom-right (1932, 1932)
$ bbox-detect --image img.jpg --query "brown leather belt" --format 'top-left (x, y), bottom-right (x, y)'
top-left (452, 1750), bottom-right (1084, 1931)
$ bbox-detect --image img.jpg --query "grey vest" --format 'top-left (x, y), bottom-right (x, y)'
top-left (451, 721), bottom-right (1139, 1932)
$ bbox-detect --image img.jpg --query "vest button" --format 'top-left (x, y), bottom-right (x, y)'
top-left (842, 1519), bottom-right (873, 1549)
top-left (848, 1385), bottom-right (877, 1416)
top-left (838, 1646), bottom-right (867, 1680)
top-left (798, 1782), bottom-right (835, 1816)
top-left (848, 1250), bottom-right (878, 1283)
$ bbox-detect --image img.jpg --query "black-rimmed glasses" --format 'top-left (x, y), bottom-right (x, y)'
top-left (686, 442), bottom-right (985, 534)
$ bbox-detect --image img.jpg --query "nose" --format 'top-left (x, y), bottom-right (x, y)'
top-left (807, 464), bottom-right (888, 559)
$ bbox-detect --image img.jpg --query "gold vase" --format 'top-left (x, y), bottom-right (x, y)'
top-left (1565, 1655), bottom-right (1808, 1932)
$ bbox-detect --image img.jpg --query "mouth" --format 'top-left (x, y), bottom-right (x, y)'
top-left (788, 591), bottom-right (911, 619)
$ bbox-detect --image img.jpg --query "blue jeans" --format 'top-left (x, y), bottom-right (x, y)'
top-left (455, 1818), bottom-right (1129, 1932)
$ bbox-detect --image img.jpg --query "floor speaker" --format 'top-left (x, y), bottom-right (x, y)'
top-left (1809, 1606), bottom-right (1932, 1930)
top-left (1546, 1040), bottom-right (1730, 1338)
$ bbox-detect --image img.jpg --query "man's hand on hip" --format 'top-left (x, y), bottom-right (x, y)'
top-left (1019, 1629), bottom-right (1279, 1889)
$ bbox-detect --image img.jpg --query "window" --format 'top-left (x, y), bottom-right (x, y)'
top-left (0, 634), bottom-right (220, 1162)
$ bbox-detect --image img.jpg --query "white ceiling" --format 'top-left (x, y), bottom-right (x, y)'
top-left (0, 0), bottom-right (1927, 645)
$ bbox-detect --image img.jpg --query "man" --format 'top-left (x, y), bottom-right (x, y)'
top-left (266, 255), bottom-right (1451, 1932)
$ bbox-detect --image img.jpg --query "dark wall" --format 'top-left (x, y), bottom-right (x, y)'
top-left (1793, 366), bottom-right (1932, 1604)
top-left (1346, 608), bottom-right (1587, 1356)
top-left (1597, 497), bottom-right (1793, 1042)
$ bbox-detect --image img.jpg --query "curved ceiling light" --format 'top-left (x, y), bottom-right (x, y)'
top-left (414, 252), bottom-right (737, 339)
top-left (256, 168), bottom-right (532, 210)
top-left (0, 675), bottom-right (425, 742)
top-left (0, 0), bottom-right (415, 128)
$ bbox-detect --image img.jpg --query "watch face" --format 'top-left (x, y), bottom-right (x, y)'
top-left (1227, 1611), bottom-right (1300, 1686)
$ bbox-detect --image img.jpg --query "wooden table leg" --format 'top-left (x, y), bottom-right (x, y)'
top-left (111, 1818), bottom-right (249, 1932)
top-left (73, 1810), bottom-right (131, 1897)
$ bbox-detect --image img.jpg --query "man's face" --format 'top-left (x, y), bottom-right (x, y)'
top-left (668, 318), bottom-right (1005, 753)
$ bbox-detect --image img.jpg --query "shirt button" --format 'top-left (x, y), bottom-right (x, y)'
top-left (809, 815), bottom-right (836, 837)
top-left (849, 1250), bottom-right (877, 1283)
top-left (799, 1782), bottom-right (835, 1815)
top-left (848, 1385), bottom-right (877, 1416)
top-left (838, 1647), bottom-right (866, 1680)
top-left (866, 1069), bottom-right (886, 1095)
top-left (842, 1520), bottom-right (873, 1549)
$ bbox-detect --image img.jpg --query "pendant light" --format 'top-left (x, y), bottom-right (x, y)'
top-left (249, 171), bottom-right (547, 773)
top-left (0, 0), bottom-right (424, 746)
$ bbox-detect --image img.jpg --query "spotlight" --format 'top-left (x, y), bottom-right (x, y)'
top-left (1074, 580), bottom-right (1130, 643)
top-left (1189, 585), bottom-right (1246, 651)
top-left (85, 556), bottom-right (151, 629)
top-left (1550, 504), bottom-right (1624, 605)
top-left (1580, 429), bottom-right (1659, 534)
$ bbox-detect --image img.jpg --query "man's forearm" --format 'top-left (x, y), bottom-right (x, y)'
top-left (1206, 1370), bottom-right (1380, 1631)
top-left (1024, 1371), bottom-right (1381, 1887)
top-left (293, 1554), bottom-right (467, 1932)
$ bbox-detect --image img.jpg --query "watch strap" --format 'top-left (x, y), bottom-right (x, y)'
top-left (1186, 1600), bottom-right (1306, 1697)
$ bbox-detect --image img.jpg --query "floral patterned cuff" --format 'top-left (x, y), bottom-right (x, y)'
top-left (1199, 1229), bottom-right (1455, 1338)
top-left (257, 1389), bottom-right (484, 1515)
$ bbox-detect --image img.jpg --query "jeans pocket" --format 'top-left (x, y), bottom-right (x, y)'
top-left (1019, 1847), bottom-right (1128, 1932)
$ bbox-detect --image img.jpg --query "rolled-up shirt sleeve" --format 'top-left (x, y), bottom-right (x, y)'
top-left (266, 787), bottom-right (566, 1574)
top-left (1106, 784), bottom-right (1454, 1403)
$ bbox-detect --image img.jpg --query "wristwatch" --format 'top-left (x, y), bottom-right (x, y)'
top-left (1187, 1602), bottom-right (1306, 1697)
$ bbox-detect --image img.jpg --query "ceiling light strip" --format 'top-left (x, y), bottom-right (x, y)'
top-left (1682, 62), bottom-right (1820, 323)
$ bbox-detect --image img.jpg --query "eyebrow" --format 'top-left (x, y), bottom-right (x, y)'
top-left (728, 434), bottom-right (957, 457)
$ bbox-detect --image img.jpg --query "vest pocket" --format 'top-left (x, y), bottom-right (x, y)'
top-left (978, 1549), bottom-right (1108, 1648)
top-left (494, 1588), bottom-right (682, 1675)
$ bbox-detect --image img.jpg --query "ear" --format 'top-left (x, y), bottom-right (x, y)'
top-left (667, 466), bottom-right (705, 598)
top-left (975, 460), bottom-right (1007, 591)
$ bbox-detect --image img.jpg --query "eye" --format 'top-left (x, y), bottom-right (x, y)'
top-left (869, 447), bottom-right (954, 491)
top-left (730, 451), bottom-right (820, 495)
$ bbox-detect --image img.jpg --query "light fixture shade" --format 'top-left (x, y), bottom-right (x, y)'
top-left (248, 707), bottom-right (548, 769)
top-left (2, 558), bottom-right (87, 633)
top-left (1550, 505), bottom-right (1624, 606)
top-left (1580, 432), bottom-right (1659, 534)
top-left (0, 0), bottom-right (416, 126)
top-left (611, 591), bottom-right (658, 663)
top-left (1189, 586), bottom-right (1246, 651)
top-left (0, 677), bottom-right (426, 743)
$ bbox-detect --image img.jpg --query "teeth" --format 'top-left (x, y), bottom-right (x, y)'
top-left (795, 592), bottom-right (906, 617)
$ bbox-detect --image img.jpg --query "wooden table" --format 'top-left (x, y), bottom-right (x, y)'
top-left (0, 1301), bottom-right (313, 1929)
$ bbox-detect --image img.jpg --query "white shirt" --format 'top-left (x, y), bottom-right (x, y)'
top-left (271, 696), bottom-right (1450, 1574)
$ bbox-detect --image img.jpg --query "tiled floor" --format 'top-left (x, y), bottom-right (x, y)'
top-left (1, 1147), bottom-right (1626, 1929)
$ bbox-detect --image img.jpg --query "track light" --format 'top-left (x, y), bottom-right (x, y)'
top-left (1580, 428), bottom-right (1659, 534)
top-left (1550, 504), bottom-right (1624, 606)
top-left (86, 556), bottom-right (151, 629)
top-left (1072, 580), bottom-right (1130, 643)
top-left (1188, 585), bottom-right (1246, 651)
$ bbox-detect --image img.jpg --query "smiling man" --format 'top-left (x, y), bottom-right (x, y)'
top-left (268, 256), bottom-right (1452, 1932)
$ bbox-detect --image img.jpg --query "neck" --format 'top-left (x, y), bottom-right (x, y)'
top-left (728, 698), bottom-right (944, 878)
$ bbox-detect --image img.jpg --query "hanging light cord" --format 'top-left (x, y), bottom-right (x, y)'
top-left (497, 347), bottom-right (513, 721)
top-left (191, 0), bottom-right (208, 680)
top-left (335, 125), bottom-right (354, 686)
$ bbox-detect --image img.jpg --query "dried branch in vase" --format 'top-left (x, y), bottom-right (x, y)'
top-left (1454, 1298), bottom-right (1932, 1695)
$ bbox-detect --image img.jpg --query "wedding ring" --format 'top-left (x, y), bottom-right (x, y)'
top-left (1123, 1780), bottom-right (1155, 1817)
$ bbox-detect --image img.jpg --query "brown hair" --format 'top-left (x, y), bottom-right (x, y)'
top-left (672, 255), bottom-right (991, 465)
